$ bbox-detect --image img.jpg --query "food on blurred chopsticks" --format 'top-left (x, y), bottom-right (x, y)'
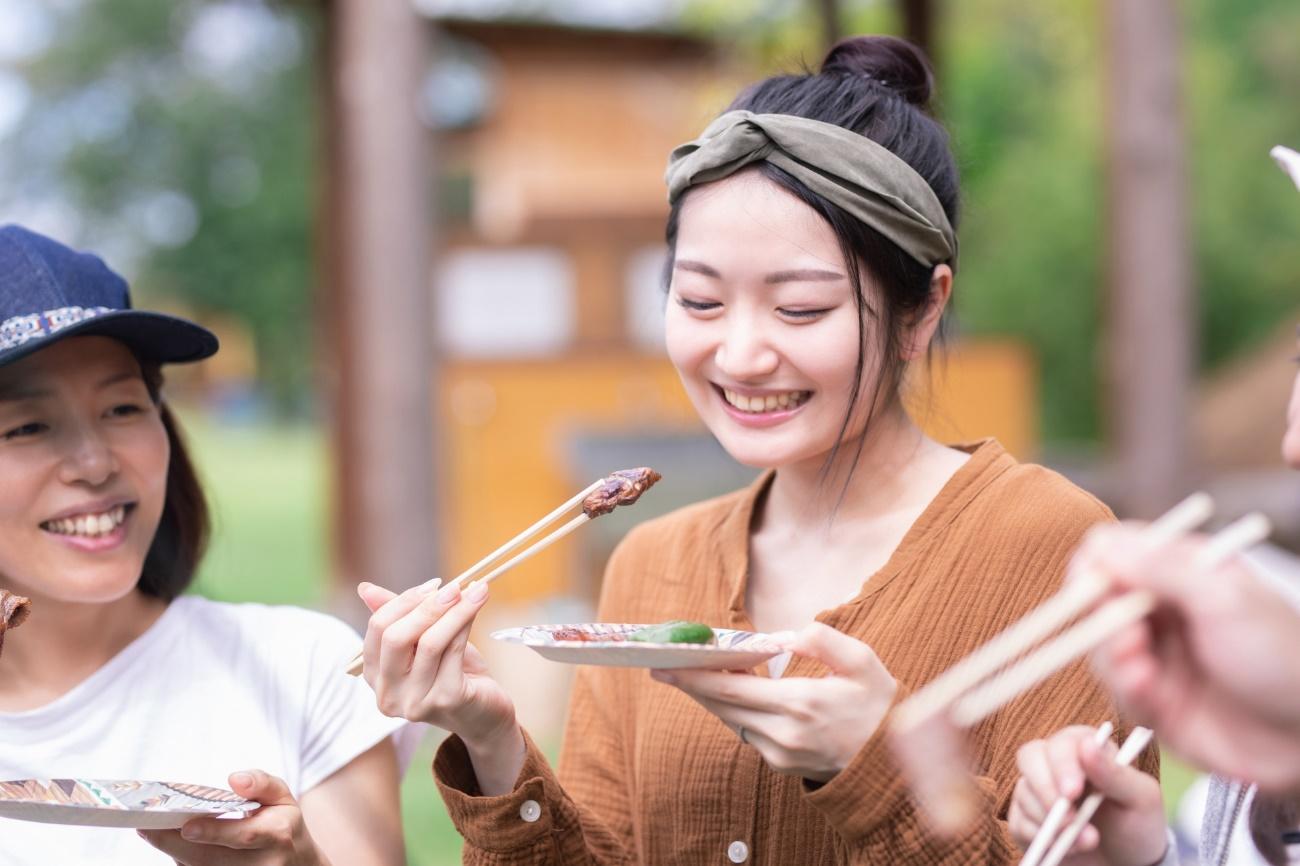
top-left (0, 590), bottom-right (31, 658)
top-left (582, 468), bottom-right (663, 518)
top-left (629, 621), bottom-right (716, 645)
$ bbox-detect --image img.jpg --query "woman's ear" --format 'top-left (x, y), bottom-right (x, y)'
top-left (901, 264), bottom-right (953, 361)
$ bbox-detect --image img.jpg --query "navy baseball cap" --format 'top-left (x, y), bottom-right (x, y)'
top-left (0, 224), bottom-right (218, 368)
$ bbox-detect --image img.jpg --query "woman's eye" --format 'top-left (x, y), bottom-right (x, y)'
top-left (1, 422), bottom-right (47, 441)
top-left (107, 404), bottom-right (145, 418)
top-left (779, 307), bottom-right (832, 320)
top-left (676, 296), bottom-right (721, 312)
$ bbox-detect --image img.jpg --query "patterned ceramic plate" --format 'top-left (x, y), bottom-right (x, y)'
top-left (0, 779), bottom-right (259, 829)
top-left (492, 623), bottom-right (782, 669)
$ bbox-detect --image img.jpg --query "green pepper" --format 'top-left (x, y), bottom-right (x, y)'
top-left (628, 620), bottom-right (716, 645)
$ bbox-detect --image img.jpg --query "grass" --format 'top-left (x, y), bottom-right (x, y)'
top-left (176, 411), bottom-right (1202, 862)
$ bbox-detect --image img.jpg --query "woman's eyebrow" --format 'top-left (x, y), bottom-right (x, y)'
top-left (0, 382), bottom-right (49, 403)
top-left (764, 268), bottom-right (845, 284)
top-left (674, 259), bottom-right (721, 278)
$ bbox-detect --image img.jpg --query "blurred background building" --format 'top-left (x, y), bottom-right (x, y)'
top-left (1, 0), bottom-right (1297, 861)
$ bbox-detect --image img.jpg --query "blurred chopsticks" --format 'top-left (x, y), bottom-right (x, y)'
top-left (343, 478), bottom-right (604, 676)
top-left (892, 492), bottom-right (1224, 734)
top-left (1027, 725), bottom-right (1155, 866)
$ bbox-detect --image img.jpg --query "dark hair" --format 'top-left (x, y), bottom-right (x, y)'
top-left (665, 35), bottom-right (960, 487)
top-left (137, 364), bottom-right (210, 601)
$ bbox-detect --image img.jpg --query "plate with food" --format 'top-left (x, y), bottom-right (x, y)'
top-left (0, 779), bottom-right (259, 829)
top-left (492, 621), bottom-right (783, 669)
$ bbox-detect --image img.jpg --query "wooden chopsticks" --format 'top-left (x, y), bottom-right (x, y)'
top-left (949, 510), bottom-right (1270, 730)
top-left (1023, 725), bottom-right (1155, 866)
top-left (343, 479), bottom-right (604, 677)
top-left (892, 492), bottom-right (1216, 732)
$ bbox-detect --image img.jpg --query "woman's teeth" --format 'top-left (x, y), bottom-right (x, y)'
top-left (43, 506), bottom-right (127, 538)
top-left (722, 389), bottom-right (809, 413)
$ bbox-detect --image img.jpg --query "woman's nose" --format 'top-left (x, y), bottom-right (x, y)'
top-left (715, 318), bottom-right (779, 380)
top-left (57, 425), bottom-right (119, 487)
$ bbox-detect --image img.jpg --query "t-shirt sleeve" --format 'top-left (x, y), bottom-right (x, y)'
top-left (291, 611), bottom-right (415, 794)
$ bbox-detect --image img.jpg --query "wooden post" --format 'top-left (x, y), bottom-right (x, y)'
top-left (321, 0), bottom-right (438, 616)
top-left (816, 0), bottom-right (842, 52)
top-left (900, 0), bottom-right (935, 67)
top-left (1102, 0), bottom-right (1193, 517)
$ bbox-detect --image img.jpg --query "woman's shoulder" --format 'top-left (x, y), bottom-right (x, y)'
top-left (965, 446), bottom-right (1114, 537)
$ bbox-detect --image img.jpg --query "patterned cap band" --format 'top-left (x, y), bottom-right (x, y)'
top-left (0, 306), bottom-right (113, 352)
top-left (665, 110), bottom-right (957, 267)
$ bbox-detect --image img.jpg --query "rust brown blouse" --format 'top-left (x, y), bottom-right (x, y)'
top-left (434, 440), bottom-right (1158, 864)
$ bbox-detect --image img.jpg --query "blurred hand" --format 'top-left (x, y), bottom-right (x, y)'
top-left (651, 623), bottom-right (896, 782)
top-left (1009, 727), bottom-right (1166, 866)
top-left (357, 580), bottom-right (525, 795)
top-left (1077, 523), bottom-right (1300, 790)
top-left (140, 771), bottom-right (324, 866)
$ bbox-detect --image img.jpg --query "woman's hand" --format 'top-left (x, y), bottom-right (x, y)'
top-left (139, 771), bottom-right (325, 865)
top-left (651, 623), bottom-right (896, 781)
top-left (1008, 727), bottom-right (1167, 866)
top-left (358, 580), bottom-right (525, 795)
top-left (1077, 524), bottom-right (1300, 790)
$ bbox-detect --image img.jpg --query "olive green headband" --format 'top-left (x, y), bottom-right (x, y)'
top-left (665, 110), bottom-right (957, 267)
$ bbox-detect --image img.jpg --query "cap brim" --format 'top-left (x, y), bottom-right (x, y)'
top-left (0, 310), bottom-right (219, 368)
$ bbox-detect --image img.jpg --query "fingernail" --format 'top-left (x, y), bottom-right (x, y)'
top-left (356, 581), bottom-right (372, 596)
top-left (181, 825), bottom-right (201, 841)
top-left (231, 772), bottom-right (253, 788)
top-left (465, 580), bottom-right (488, 602)
top-left (650, 670), bottom-right (675, 684)
top-left (417, 577), bottom-right (442, 596)
top-left (435, 583), bottom-right (460, 604)
top-left (768, 630), bottom-right (797, 647)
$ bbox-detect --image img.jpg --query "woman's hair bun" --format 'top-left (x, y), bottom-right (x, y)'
top-left (821, 35), bottom-right (935, 108)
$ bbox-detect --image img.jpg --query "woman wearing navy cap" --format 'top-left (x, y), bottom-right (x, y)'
top-left (0, 225), bottom-right (407, 866)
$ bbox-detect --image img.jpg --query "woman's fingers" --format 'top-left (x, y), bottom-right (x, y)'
top-left (785, 622), bottom-right (886, 680)
top-left (425, 616), bottom-right (476, 693)
top-left (1078, 737), bottom-right (1159, 808)
top-left (651, 669), bottom-right (790, 714)
top-left (1007, 782), bottom-right (1043, 846)
top-left (362, 580), bottom-right (444, 677)
top-left (1046, 729), bottom-right (1087, 801)
top-left (1015, 738), bottom-right (1061, 812)
top-left (375, 582), bottom-right (491, 704)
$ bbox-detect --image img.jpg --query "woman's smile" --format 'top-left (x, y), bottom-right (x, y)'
top-left (39, 500), bottom-right (137, 553)
top-left (714, 384), bottom-right (814, 427)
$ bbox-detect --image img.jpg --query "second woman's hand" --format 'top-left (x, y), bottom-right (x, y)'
top-left (651, 623), bottom-right (897, 781)
top-left (139, 771), bottom-right (327, 866)
top-left (358, 580), bottom-right (526, 796)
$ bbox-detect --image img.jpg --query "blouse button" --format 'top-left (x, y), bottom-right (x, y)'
top-left (727, 840), bottom-right (749, 863)
top-left (520, 800), bottom-right (541, 823)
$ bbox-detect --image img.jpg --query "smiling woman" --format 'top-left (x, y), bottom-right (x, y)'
top-left (363, 34), bottom-right (1155, 866)
top-left (0, 225), bottom-right (408, 866)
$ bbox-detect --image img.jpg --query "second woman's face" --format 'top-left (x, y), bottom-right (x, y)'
top-left (0, 336), bottom-right (169, 603)
top-left (664, 170), bottom-right (883, 470)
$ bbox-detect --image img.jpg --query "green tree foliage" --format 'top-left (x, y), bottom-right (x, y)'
top-left (4, 0), bottom-right (318, 411)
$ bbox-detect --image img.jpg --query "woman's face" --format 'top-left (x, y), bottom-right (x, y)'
top-left (0, 336), bottom-right (169, 602)
top-left (664, 170), bottom-right (885, 470)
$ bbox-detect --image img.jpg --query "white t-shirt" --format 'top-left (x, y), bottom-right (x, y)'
top-left (0, 596), bottom-right (410, 866)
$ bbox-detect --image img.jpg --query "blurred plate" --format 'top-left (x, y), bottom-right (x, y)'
top-left (492, 622), bottom-right (782, 670)
top-left (0, 779), bottom-right (258, 829)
